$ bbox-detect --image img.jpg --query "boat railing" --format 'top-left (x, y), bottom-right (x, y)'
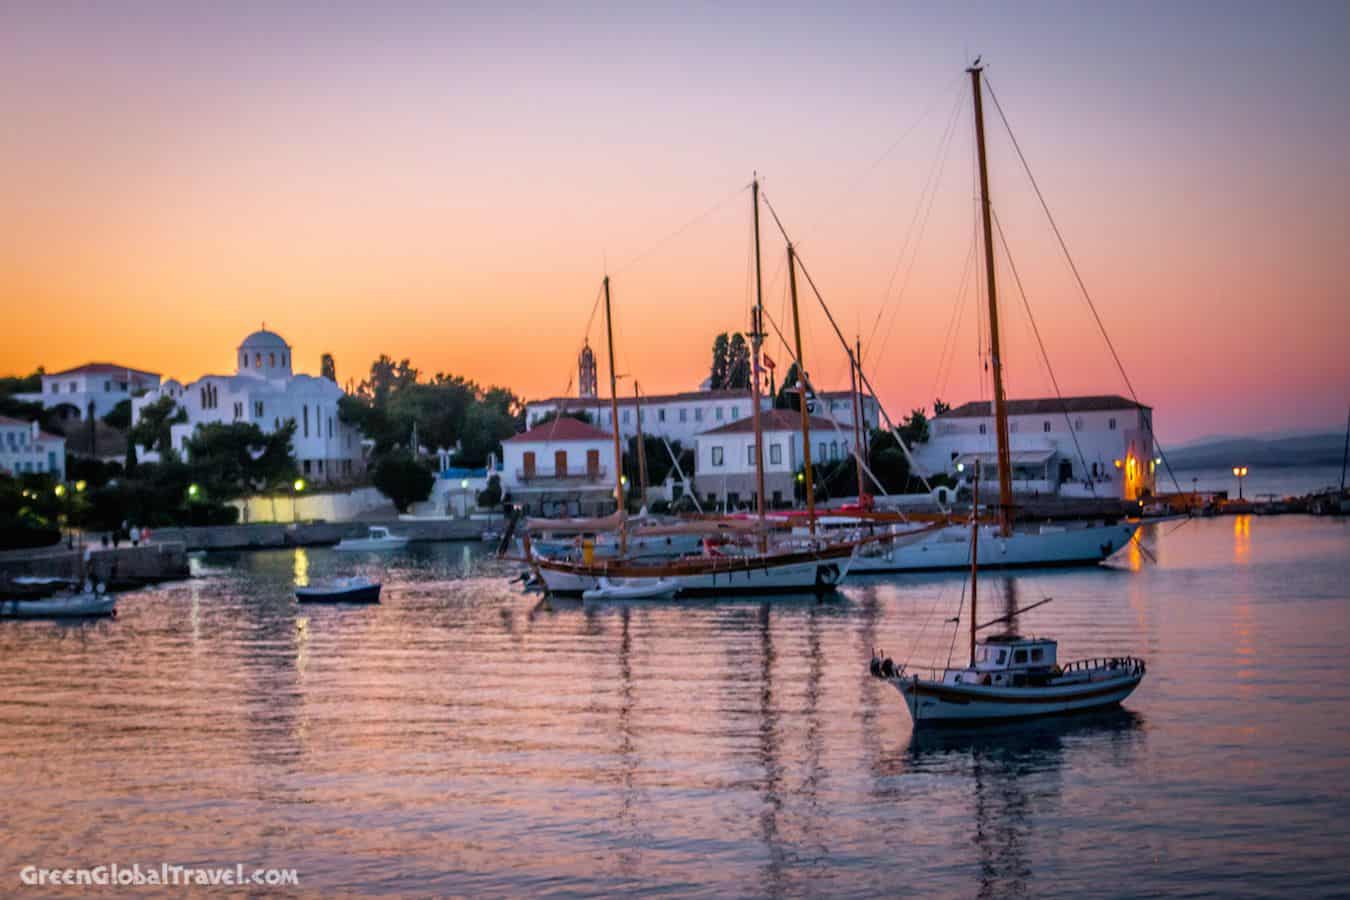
top-left (1059, 656), bottom-right (1146, 676)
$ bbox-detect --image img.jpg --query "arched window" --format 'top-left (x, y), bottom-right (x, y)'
top-left (255, 353), bottom-right (262, 367)
top-left (241, 353), bottom-right (248, 368)
top-left (270, 352), bottom-right (276, 367)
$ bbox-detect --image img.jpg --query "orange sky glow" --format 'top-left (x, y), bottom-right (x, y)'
top-left (2, 4), bottom-right (1346, 442)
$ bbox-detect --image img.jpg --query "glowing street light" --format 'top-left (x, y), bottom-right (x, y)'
top-left (293, 478), bottom-right (306, 493)
top-left (54, 484), bottom-right (66, 497)
top-left (1231, 465), bottom-right (1249, 501)
top-left (187, 483), bottom-right (200, 499)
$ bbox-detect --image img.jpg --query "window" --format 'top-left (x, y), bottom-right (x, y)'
top-left (715, 407), bottom-right (723, 421)
top-left (747, 444), bottom-right (756, 466)
top-left (50, 384), bottom-right (58, 394)
top-left (270, 352), bottom-right (276, 367)
top-left (328, 417), bottom-right (333, 438)
top-left (830, 441), bottom-right (838, 461)
top-left (241, 353), bottom-right (248, 368)
top-left (978, 423), bottom-right (987, 435)
top-left (997, 650), bottom-right (1007, 664)
top-left (622, 410), bottom-right (630, 424)
top-left (1108, 417), bottom-right (1117, 430)
top-left (255, 401), bottom-right (264, 417)
top-left (303, 460), bottom-right (311, 474)
top-left (1043, 420), bottom-right (1052, 433)
top-left (1013, 650), bottom-right (1027, 664)
top-left (711, 446), bottom-right (724, 466)
top-left (1010, 422), bottom-right (1019, 433)
top-left (770, 443), bottom-right (782, 465)
top-left (104, 380), bottom-right (111, 392)
top-left (1074, 417), bottom-right (1083, 431)
top-left (658, 409), bottom-right (666, 422)
top-left (694, 408), bottom-right (703, 422)
top-left (255, 353), bottom-right (262, 367)
top-left (731, 406), bottom-right (739, 420)
top-left (303, 405), bottom-right (309, 437)
top-left (679, 408), bottom-right (687, 423)
top-left (68, 382), bottom-right (76, 393)
top-left (818, 442), bottom-right (827, 461)
top-left (317, 460), bottom-right (324, 473)
top-left (1031, 648), bottom-right (1044, 662)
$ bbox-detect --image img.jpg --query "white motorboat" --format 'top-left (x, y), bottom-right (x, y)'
top-left (868, 461), bottom-right (1145, 725)
top-left (1, 583), bottom-right (116, 619)
top-left (871, 636), bottom-right (1145, 725)
top-left (581, 577), bottom-right (679, 602)
top-left (334, 526), bottom-right (410, 552)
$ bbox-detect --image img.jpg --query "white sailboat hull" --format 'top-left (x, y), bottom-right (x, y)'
top-left (850, 521), bottom-right (1138, 573)
top-left (889, 669), bottom-right (1143, 724)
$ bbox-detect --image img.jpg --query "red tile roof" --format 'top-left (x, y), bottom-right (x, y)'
top-left (940, 395), bottom-right (1148, 418)
top-left (46, 363), bottom-right (159, 378)
top-left (698, 408), bottom-right (840, 436)
top-left (506, 417), bottom-right (614, 443)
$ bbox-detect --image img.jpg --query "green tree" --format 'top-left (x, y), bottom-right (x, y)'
top-left (727, 333), bottom-right (751, 390)
top-left (709, 333), bottom-right (730, 390)
top-left (321, 353), bottom-right (337, 382)
top-left (358, 355), bottom-right (420, 406)
top-left (129, 395), bottom-right (186, 457)
top-left (477, 474), bottom-right (503, 509)
top-left (102, 398), bottom-right (132, 430)
top-left (372, 452), bottom-right (435, 513)
top-left (934, 398), bottom-right (952, 416)
top-left (899, 408), bottom-right (930, 446)
top-left (774, 361), bottom-right (813, 411)
top-left (184, 420), bottom-right (299, 498)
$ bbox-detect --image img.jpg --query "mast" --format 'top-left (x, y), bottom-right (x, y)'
top-left (970, 460), bottom-right (981, 667)
top-left (969, 62), bottom-right (1015, 536)
top-left (634, 381), bottom-right (649, 508)
top-left (602, 276), bottom-right (627, 553)
top-left (750, 176), bottom-right (768, 548)
top-left (849, 339), bottom-right (865, 502)
top-left (787, 243), bottom-right (816, 536)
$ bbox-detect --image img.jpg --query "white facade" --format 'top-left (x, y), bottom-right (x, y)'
top-left (524, 387), bottom-right (878, 449)
top-left (0, 417), bottom-right (66, 480)
top-left (500, 417), bottom-right (619, 516)
top-left (15, 364), bottom-right (161, 420)
top-left (911, 396), bottom-right (1156, 501)
top-left (130, 329), bottom-right (364, 482)
top-left (693, 409), bottom-right (844, 508)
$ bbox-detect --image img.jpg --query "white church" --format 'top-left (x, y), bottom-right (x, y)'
top-left (131, 328), bottom-right (365, 482)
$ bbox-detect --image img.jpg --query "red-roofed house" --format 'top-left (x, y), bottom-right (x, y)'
top-left (15, 363), bottom-right (162, 420)
top-left (501, 417), bottom-right (620, 516)
top-left (694, 408), bottom-right (852, 509)
top-left (0, 416), bottom-right (66, 480)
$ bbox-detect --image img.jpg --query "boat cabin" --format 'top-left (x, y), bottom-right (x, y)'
top-left (367, 526), bottom-right (393, 540)
top-left (946, 635), bottom-right (1059, 687)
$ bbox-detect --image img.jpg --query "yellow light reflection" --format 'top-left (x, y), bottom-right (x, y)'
top-left (294, 547), bottom-right (309, 587)
top-left (1232, 514), bottom-right (1252, 565)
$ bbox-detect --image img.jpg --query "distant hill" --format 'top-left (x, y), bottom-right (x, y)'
top-left (1163, 432), bottom-right (1347, 469)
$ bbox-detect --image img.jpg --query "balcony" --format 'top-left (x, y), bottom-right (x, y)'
top-left (515, 466), bottom-right (608, 484)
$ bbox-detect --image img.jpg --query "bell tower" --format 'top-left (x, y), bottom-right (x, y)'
top-left (578, 340), bottom-right (598, 398)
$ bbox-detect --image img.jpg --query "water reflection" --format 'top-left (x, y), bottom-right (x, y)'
top-left (1233, 514), bottom-right (1252, 564)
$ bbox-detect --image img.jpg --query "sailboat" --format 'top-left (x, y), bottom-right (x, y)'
top-left (526, 238), bottom-right (867, 597)
top-left (847, 62), bottom-right (1139, 572)
top-left (869, 462), bottom-right (1146, 724)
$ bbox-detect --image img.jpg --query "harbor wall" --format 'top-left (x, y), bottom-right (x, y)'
top-left (150, 519), bottom-right (485, 551)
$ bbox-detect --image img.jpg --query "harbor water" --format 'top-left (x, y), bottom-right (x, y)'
top-left (1, 515), bottom-right (1347, 896)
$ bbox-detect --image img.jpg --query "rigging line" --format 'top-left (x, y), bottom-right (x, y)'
top-left (760, 189), bottom-right (943, 501)
top-left (610, 183), bottom-right (748, 276)
top-left (758, 304), bottom-right (893, 499)
top-left (932, 233), bottom-right (978, 402)
top-left (800, 71), bottom-right (967, 244)
top-left (990, 208), bottom-right (1094, 491)
top-left (984, 77), bottom-right (1184, 496)
top-left (865, 81), bottom-right (968, 371)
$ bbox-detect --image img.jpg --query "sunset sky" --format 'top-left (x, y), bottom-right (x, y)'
top-left (2, 2), bottom-right (1346, 443)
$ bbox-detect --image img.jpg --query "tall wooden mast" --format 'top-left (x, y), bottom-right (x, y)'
top-left (750, 176), bottom-right (768, 547)
top-left (602, 276), bottom-right (627, 552)
top-left (633, 381), bottom-right (648, 508)
top-left (787, 243), bottom-right (816, 536)
top-left (969, 62), bottom-right (1014, 536)
top-left (969, 460), bottom-right (981, 667)
top-left (849, 339), bottom-right (865, 501)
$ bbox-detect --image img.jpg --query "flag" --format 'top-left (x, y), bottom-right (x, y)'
top-left (763, 353), bottom-right (776, 370)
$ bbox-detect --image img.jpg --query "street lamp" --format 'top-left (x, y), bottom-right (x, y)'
top-left (187, 483), bottom-right (200, 499)
top-left (1231, 466), bottom-right (1249, 501)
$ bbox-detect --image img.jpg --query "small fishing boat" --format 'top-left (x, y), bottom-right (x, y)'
top-left (1, 583), bottom-right (116, 619)
top-left (581, 576), bottom-right (679, 602)
top-left (334, 526), bottom-right (409, 552)
top-left (295, 577), bottom-right (382, 603)
top-left (869, 461), bottom-right (1145, 725)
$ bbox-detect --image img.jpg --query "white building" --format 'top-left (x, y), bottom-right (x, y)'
top-left (15, 363), bottom-right (161, 420)
top-left (130, 328), bottom-right (365, 483)
top-left (500, 417), bottom-right (619, 516)
top-left (524, 387), bottom-right (878, 449)
top-left (693, 408), bottom-right (843, 509)
top-left (911, 395), bottom-right (1156, 501)
top-left (0, 416), bottom-right (66, 480)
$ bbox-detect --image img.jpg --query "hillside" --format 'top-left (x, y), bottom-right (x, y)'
top-left (1163, 432), bottom-right (1347, 469)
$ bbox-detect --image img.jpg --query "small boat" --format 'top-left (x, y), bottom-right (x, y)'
top-left (582, 576), bottom-right (679, 602)
top-left (869, 461), bottom-right (1145, 726)
top-left (296, 577), bottom-right (382, 603)
top-left (334, 526), bottom-right (410, 552)
top-left (1, 583), bottom-right (116, 619)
